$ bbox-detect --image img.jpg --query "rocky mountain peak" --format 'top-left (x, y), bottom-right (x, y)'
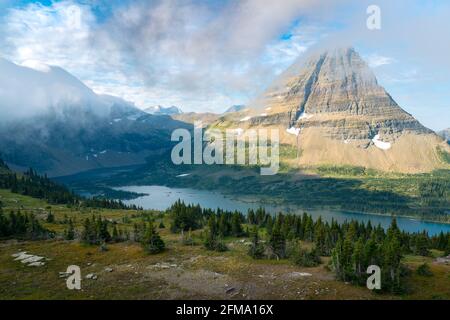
top-left (246, 47), bottom-right (429, 135)
top-left (216, 46), bottom-right (448, 173)
top-left (284, 47), bottom-right (402, 118)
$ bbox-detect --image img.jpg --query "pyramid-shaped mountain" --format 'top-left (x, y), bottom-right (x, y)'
top-left (217, 47), bottom-right (449, 173)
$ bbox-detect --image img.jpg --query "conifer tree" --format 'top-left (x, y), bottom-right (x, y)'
top-left (290, 245), bottom-right (321, 267)
top-left (248, 225), bottom-right (264, 259)
top-left (231, 212), bottom-right (243, 237)
top-left (413, 232), bottom-right (430, 256)
top-left (382, 219), bottom-right (404, 293)
top-left (64, 219), bottom-right (75, 240)
top-left (445, 237), bottom-right (450, 256)
top-left (46, 212), bottom-right (55, 223)
top-left (112, 225), bottom-right (120, 242)
top-left (352, 237), bottom-right (365, 284)
top-left (142, 221), bottom-right (165, 254)
top-left (269, 219), bottom-right (286, 259)
top-left (331, 236), bottom-right (344, 279)
top-left (204, 215), bottom-right (227, 252)
top-left (364, 232), bottom-right (379, 266)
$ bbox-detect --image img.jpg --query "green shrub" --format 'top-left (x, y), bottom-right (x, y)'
top-left (416, 263), bottom-right (433, 277)
top-left (290, 246), bottom-right (321, 267)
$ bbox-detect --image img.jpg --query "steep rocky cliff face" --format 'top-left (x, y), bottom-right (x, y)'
top-left (215, 47), bottom-right (449, 173)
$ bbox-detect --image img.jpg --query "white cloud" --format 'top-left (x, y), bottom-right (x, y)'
top-left (366, 54), bottom-right (395, 68)
top-left (20, 60), bottom-right (51, 73)
top-left (377, 69), bottom-right (428, 84)
top-left (9, 0), bottom-right (449, 122)
top-left (263, 24), bottom-right (324, 74)
top-left (0, 0), bottom-right (338, 113)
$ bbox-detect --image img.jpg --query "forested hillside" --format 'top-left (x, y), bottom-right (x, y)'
top-left (0, 158), bottom-right (141, 210)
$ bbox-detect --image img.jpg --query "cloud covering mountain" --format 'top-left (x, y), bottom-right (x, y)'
top-left (0, 58), bottom-right (119, 122)
top-left (0, 58), bottom-right (190, 176)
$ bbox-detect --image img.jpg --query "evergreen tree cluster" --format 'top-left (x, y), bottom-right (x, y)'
top-left (83, 197), bottom-right (142, 210)
top-left (169, 200), bottom-right (245, 237)
top-left (418, 179), bottom-right (449, 207)
top-left (168, 202), bottom-right (450, 293)
top-left (332, 219), bottom-right (406, 293)
top-left (80, 217), bottom-right (165, 254)
top-left (81, 215), bottom-right (129, 245)
top-left (0, 209), bottom-right (51, 239)
top-left (289, 245), bottom-right (321, 267)
top-left (169, 200), bottom-right (246, 252)
top-left (0, 158), bottom-right (9, 170)
top-left (205, 210), bottom-right (246, 238)
top-left (168, 200), bottom-right (203, 232)
top-left (249, 210), bottom-right (449, 293)
top-left (203, 215), bottom-right (229, 252)
top-left (0, 164), bottom-right (142, 210)
top-left (0, 168), bottom-right (78, 205)
top-left (132, 220), bottom-right (165, 253)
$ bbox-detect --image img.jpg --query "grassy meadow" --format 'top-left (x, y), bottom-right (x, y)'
top-left (0, 188), bottom-right (449, 300)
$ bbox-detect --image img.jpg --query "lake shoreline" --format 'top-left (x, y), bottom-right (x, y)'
top-left (113, 184), bottom-right (450, 226)
top-left (114, 185), bottom-right (450, 236)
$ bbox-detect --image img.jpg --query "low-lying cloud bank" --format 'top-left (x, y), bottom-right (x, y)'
top-left (0, 0), bottom-right (450, 121)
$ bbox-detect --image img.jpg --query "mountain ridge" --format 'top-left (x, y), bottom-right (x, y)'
top-left (0, 59), bottom-right (191, 177)
top-left (224, 105), bottom-right (246, 113)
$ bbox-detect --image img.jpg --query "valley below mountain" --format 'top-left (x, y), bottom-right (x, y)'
top-left (57, 152), bottom-right (450, 223)
top-left (1, 48), bottom-right (449, 222)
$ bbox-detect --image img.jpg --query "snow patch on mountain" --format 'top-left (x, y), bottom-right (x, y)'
top-left (372, 135), bottom-right (391, 150)
top-left (143, 105), bottom-right (182, 115)
top-left (286, 127), bottom-right (300, 136)
top-left (176, 173), bottom-right (191, 178)
top-left (298, 112), bottom-right (313, 121)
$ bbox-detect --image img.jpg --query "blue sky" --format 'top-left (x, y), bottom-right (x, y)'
top-left (0, 0), bottom-right (449, 131)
